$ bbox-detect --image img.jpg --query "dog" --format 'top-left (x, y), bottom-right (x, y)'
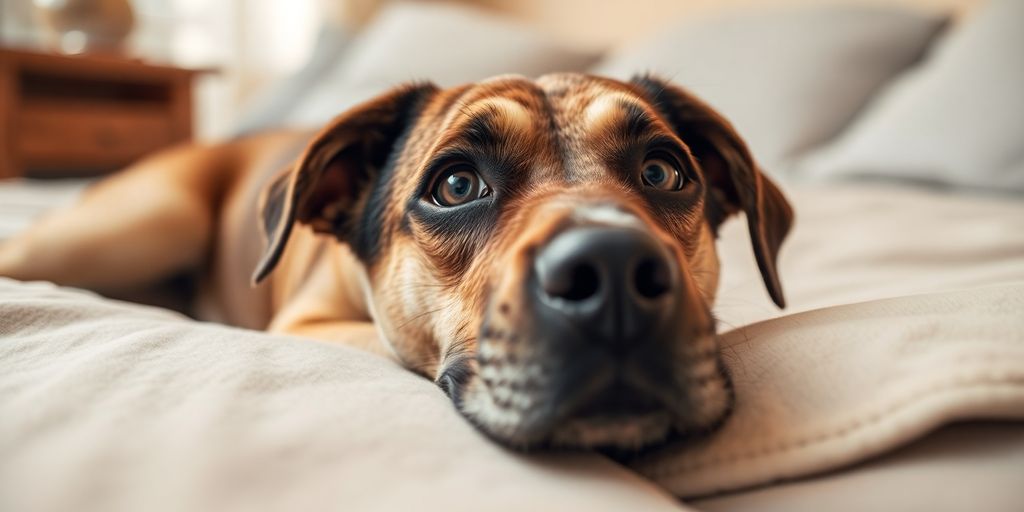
top-left (0, 73), bottom-right (792, 450)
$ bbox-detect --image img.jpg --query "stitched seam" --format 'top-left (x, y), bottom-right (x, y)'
top-left (645, 370), bottom-right (1024, 477)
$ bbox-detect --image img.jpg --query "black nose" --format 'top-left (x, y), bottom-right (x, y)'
top-left (533, 226), bottom-right (677, 347)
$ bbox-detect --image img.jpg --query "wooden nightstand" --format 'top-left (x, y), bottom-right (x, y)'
top-left (0, 48), bottom-right (207, 179)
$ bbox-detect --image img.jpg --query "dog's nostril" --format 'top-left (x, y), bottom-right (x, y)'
top-left (547, 262), bottom-right (601, 302)
top-left (634, 257), bottom-right (671, 299)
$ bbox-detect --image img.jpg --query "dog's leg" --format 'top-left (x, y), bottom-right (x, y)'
top-left (265, 256), bottom-right (389, 356)
top-left (0, 143), bottom-right (233, 292)
top-left (274, 320), bottom-right (391, 358)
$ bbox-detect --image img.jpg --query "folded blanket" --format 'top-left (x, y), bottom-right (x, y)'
top-left (635, 283), bottom-right (1024, 497)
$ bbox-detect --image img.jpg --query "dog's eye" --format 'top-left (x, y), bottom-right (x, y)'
top-left (431, 165), bottom-right (490, 207)
top-left (641, 157), bottom-right (684, 191)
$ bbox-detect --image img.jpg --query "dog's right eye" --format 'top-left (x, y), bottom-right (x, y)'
top-left (641, 156), bottom-right (685, 191)
top-left (431, 165), bottom-right (491, 207)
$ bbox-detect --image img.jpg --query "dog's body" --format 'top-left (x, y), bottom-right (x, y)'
top-left (0, 73), bottom-right (792, 450)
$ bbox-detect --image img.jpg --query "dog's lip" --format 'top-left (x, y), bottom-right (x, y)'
top-left (506, 357), bottom-right (653, 440)
top-left (568, 379), bottom-right (663, 420)
top-left (541, 363), bottom-right (677, 442)
top-left (548, 410), bottom-right (674, 449)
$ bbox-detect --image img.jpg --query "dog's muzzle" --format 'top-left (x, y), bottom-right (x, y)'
top-left (528, 226), bottom-right (679, 417)
top-left (520, 225), bottom-right (695, 446)
top-left (453, 214), bottom-right (731, 450)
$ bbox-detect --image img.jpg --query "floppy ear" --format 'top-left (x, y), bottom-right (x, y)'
top-left (252, 82), bottom-right (438, 285)
top-left (631, 74), bottom-right (794, 308)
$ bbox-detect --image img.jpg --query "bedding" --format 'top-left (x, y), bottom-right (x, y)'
top-left (0, 280), bottom-right (688, 512)
top-left (637, 283), bottom-right (1024, 497)
top-left (712, 183), bottom-right (1024, 328)
top-left (695, 422), bottom-right (1024, 512)
top-left (2, 182), bottom-right (1022, 511)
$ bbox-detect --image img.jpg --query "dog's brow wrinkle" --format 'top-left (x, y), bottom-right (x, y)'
top-left (451, 97), bottom-right (533, 147)
top-left (535, 89), bottom-right (570, 176)
top-left (462, 111), bottom-right (501, 147)
top-left (474, 97), bottom-right (532, 133)
top-left (583, 92), bottom-right (644, 131)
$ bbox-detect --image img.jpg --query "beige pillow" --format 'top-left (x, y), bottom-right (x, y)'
top-left (796, 0), bottom-right (1024, 193)
top-left (593, 5), bottom-right (947, 175)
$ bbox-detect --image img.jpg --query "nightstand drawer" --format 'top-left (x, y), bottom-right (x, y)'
top-left (1, 48), bottom-right (203, 179)
top-left (16, 103), bottom-right (176, 173)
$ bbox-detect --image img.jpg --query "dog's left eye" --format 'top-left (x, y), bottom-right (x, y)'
top-left (431, 165), bottom-right (491, 207)
top-left (641, 157), bottom-right (685, 191)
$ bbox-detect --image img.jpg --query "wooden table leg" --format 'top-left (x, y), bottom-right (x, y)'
top-left (0, 58), bottom-right (17, 179)
top-left (169, 75), bottom-right (195, 143)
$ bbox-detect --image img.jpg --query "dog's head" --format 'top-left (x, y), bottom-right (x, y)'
top-left (254, 73), bottom-right (792, 450)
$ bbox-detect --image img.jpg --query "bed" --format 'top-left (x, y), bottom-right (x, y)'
top-left (2, 2), bottom-right (1022, 511)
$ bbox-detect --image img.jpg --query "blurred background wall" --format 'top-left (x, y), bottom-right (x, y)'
top-left (477, 0), bottom-right (981, 48)
top-left (0, 0), bottom-right (983, 140)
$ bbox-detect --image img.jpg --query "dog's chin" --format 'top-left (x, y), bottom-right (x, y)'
top-left (546, 411), bottom-right (674, 450)
top-left (440, 352), bottom-right (736, 453)
top-left (456, 400), bottom-right (730, 453)
top-left (444, 381), bottom-right (734, 453)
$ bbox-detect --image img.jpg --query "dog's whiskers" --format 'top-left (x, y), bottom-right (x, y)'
top-left (395, 305), bottom-right (449, 331)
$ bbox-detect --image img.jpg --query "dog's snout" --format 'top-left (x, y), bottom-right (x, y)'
top-left (533, 226), bottom-right (676, 345)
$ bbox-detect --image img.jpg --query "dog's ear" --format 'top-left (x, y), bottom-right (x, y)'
top-left (252, 82), bottom-right (438, 285)
top-left (631, 74), bottom-right (793, 308)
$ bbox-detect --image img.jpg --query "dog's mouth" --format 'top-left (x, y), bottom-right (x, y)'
top-left (437, 350), bottom-right (734, 452)
top-left (545, 379), bottom-right (675, 449)
top-left (572, 380), bottom-right (664, 419)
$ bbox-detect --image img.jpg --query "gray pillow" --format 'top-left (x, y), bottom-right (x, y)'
top-left (592, 5), bottom-right (947, 176)
top-left (796, 0), bottom-right (1024, 193)
top-left (283, 1), bottom-right (598, 128)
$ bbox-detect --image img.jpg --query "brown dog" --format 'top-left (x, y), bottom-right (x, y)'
top-left (0, 73), bottom-right (792, 450)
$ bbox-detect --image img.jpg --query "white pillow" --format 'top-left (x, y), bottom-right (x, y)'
top-left (796, 0), bottom-right (1024, 193)
top-left (592, 5), bottom-right (947, 176)
top-left (285, 2), bottom-right (598, 128)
